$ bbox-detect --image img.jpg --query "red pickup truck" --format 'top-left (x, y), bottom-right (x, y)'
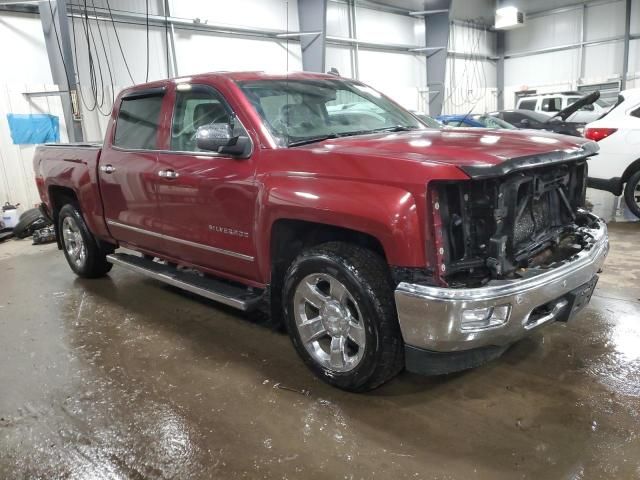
top-left (34, 72), bottom-right (609, 391)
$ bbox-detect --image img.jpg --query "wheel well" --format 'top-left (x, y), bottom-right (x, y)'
top-left (267, 219), bottom-right (387, 327)
top-left (622, 159), bottom-right (640, 183)
top-left (48, 186), bottom-right (78, 248)
top-left (270, 219), bottom-right (386, 273)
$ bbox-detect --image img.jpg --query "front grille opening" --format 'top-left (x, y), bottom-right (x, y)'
top-left (432, 160), bottom-right (589, 287)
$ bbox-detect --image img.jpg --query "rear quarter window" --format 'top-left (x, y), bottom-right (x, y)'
top-left (518, 99), bottom-right (537, 110)
top-left (114, 94), bottom-right (164, 149)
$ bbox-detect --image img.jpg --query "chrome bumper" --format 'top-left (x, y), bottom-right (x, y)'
top-left (395, 216), bottom-right (609, 352)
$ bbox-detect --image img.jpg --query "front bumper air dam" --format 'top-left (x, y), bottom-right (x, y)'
top-left (394, 214), bottom-right (609, 375)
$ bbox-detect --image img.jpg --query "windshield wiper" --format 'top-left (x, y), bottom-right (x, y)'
top-left (287, 133), bottom-right (340, 147)
top-left (368, 125), bottom-right (419, 133)
top-left (286, 125), bottom-right (419, 147)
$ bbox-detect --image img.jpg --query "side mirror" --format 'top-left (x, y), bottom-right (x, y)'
top-left (581, 104), bottom-right (594, 111)
top-left (519, 119), bottom-right (530, 127)
top-left (196, 123), bottom-right (251, 157)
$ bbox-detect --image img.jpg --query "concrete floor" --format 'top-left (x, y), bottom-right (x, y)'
top-left (1, 224), bottom-right (639, 480)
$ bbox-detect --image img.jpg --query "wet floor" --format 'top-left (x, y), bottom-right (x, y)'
top-left (1, 223), bottom-right (639, 479)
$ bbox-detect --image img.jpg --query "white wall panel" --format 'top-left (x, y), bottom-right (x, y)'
top-left (357, 51), bottom-right (426, 111)
top-left (91, 0), bottom-right (164, 16)
top-left (174, 31), bottom-right (302, 76)
top-left (505, 49), bottom-right (580, 88)
top-left (326, 1), bottom-right (350, 37)
top-left (585, 1), bottom-right (625, 41)
top-left (325, 45), bottom-right (354, 78)
top-left (356, 7), bottom-right (424, 46)
top-left (505, 9), bottom-right (581, 55)
top-left (631, 0), bottom-right (640, 35)
top-left (0, 84), bottom-right (68, 208)
top-left (449, 23), bottom-right (495, 58)
top-left (444, 58), bottom-right (497, 114)
top-left (168, 0), bottom-right (298, 31)
top-left (629, 39), bottom-right (640, 78)
top-left (583, 41), bottom-right (624, 81)
top-left (0, 12), bottom-right (52, 84)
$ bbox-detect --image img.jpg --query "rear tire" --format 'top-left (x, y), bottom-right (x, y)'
top-left (13, 208), bottom-right (50, 239)
top-left (58, 204), bottom-right (113, 278)
top-left (282, 242), bottom-right (404, 392)
top-left (624, 170), bottom-right (640, 219)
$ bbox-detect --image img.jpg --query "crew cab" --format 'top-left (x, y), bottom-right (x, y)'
top-left (34, 72), bottom-right (609, 392)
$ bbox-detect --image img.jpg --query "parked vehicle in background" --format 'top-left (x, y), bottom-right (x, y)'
top-left (34, 72), bottom-right (608, 391)
top-left (584, 88), bottom-right (640, 217)
top-left (488, 110), bottom-right (585, 137)
top-left (516, 91), bottom-right (610, 123)
top-left (437, 114), bottom-right (516, 129)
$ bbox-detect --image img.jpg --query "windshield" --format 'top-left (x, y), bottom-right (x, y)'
top-left (238, 79), bottom-right (423, 146)
top-left (472, 115), bottom-right (517, 129)
top-left (597, 94), bottom-right (625, 119)
top-left (567, 96), bottom-right (607, 109)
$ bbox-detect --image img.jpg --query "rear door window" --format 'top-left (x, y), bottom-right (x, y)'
top-left (114, 93), bottom-right (164, 149)
top-left (541, 97), bottom-right (561, 112)
top-left (518, 99), bottom-right (537, 110)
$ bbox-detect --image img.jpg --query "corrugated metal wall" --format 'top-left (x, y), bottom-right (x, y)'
top-left (0, 84), bottom-right (68, 209)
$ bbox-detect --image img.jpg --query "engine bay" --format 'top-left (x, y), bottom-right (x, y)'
top-left (432, 160), bottom-right (600, 287)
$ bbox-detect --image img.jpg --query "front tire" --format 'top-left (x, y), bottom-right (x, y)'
top-left (282, 242), bottom-right (404, 392)
top-left (624, 170), bottom-right (640, 219)
top-left (58, 204), bottom-right (113, 278)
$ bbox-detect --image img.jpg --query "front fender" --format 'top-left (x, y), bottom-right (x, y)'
top-left (257, 175), bottom-right (427, 278)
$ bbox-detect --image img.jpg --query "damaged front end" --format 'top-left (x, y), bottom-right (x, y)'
top-left (430, 155), bottom-right (601, 288)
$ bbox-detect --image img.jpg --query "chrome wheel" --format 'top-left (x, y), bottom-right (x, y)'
top-left (293, 273), bottom-right (366, 372)
top-left (634, 180), bottom-right (640, 209)
top-left (62, 216), bottom-right (87, 268)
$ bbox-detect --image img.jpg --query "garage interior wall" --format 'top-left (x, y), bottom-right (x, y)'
top-left (504, 0), bottom-right (640, 108)
top-left (0, 10), bottom-right (69, 210)
top-left (325, 0), bottom-right (427, 112)
top-left (443, 22), bottom-right (497, 114)
top-left (74, 0), bottom-right (302, 140)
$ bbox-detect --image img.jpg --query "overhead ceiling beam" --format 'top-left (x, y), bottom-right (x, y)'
top-left (409, 9), bottom-right (449, 16)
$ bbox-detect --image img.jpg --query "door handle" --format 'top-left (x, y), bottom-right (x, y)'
top-left (158, 169), bottom-right (180, 179)
top-left (100, 164), bottom-right (115, 174)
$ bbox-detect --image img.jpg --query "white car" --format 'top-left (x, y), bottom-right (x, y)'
top-left (517, 92), bottom-right (610, 123)
top-left (585, 88), bottom-right (640, 217)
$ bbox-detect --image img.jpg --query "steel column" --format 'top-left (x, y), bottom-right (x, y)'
top-left (621, 0), bottom-right (631, 91)
top-left (39, 0), bottom-right (83, 142)
top-left (424, 5), bottom-right (450, 117)
top-left (496, 31), bottom-right (505, 111)
top-left (297, 0), bottom-right (327, 72)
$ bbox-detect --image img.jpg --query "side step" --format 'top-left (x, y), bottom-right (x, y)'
top-left (106, 253), bottom-right (264, 311)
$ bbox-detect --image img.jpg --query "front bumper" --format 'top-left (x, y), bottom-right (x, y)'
top-left (394, 214), bottom-right (609, 353)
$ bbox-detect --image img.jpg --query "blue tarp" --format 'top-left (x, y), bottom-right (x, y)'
top-left (6, 113), bottom-right (60, 145)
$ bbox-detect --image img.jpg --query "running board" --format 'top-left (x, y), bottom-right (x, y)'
top-left (106, 253), bottom-right (263, 311)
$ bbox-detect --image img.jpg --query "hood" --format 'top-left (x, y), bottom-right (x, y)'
top-left (297, 128), bottom-right (598, 178)
top-left (550, 91), bottom-right (600, 121)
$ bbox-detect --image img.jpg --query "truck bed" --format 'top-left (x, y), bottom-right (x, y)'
top-left (33, 142), bottom-right (108, 240)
